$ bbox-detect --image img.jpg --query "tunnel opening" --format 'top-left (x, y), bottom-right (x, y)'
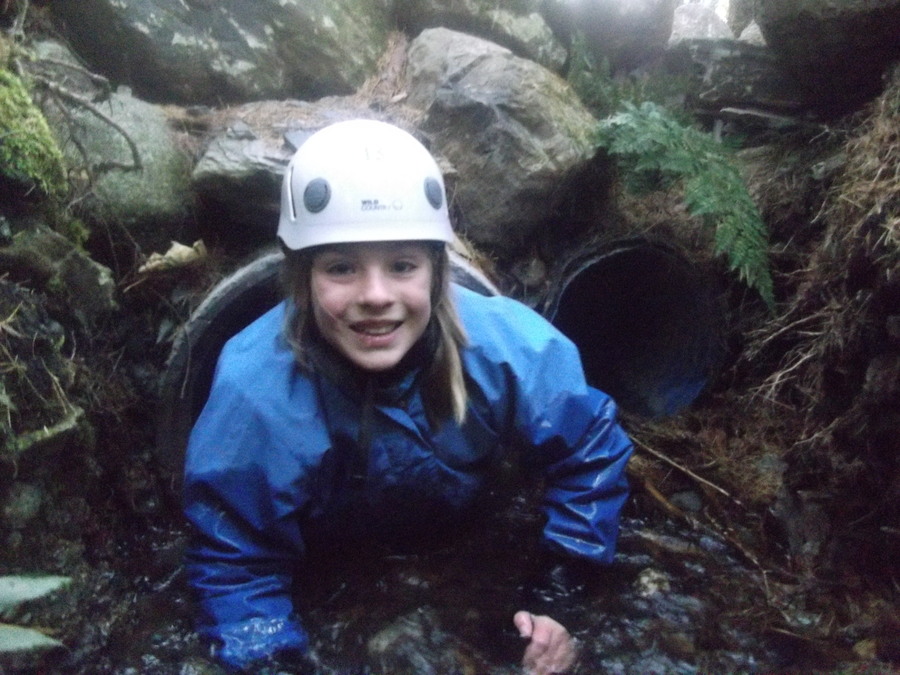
top-left (155, 248), bottom-right (499, 492)
top-left (548, 242), bottom-right (727, 419)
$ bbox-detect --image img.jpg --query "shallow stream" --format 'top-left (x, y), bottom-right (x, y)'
top-left (36, 480), bottom-right (849, 675)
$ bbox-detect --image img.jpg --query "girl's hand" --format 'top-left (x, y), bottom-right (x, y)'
top-left (513, 610), bottom-right (579, 674)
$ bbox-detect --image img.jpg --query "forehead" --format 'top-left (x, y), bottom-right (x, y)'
top-left (313, 241), bottom-right (433, 259)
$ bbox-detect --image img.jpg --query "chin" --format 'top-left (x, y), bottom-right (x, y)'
top-left (351, 354), bottom-right (403, 372)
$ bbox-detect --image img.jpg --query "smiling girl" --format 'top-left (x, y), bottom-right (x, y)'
top-left (183, 119), bottom-right (634, 674)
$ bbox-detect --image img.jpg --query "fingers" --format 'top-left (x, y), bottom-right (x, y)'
top-left (514, 610), bottom-right (534, 638)
top-left (513, 612), bottom-right (578, 675)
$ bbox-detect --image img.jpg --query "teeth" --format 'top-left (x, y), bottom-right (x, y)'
top-left (358, 324), bottom-right (395, 335)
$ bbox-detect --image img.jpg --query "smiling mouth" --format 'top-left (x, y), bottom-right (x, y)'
top-left (351, 321), bottom-right (401, 336)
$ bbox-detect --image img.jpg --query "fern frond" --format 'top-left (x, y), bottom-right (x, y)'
top-left (596, 102), bottom-right (774, 308)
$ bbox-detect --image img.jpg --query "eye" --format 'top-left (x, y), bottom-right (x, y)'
top-left (390, 259), bottom-right (418, 274)
top-left (323, 260), bottom-right (355, 276)
top-left (327, 262), bottom-right (354, 276)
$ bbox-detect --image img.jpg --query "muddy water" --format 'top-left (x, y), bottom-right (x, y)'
top-left (49, 480), bottom-right (817, 675)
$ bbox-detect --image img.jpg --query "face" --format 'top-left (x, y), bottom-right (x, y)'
top-left (310, 241), bottom-right (434, 372)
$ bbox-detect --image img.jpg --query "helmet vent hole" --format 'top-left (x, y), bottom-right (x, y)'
top-left (303, 178), bottom-right (331, 213)
top-left (424, 177), bottom-right (443, 209)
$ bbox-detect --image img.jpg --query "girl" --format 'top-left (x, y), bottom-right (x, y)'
top-left (184, 119), bottom-right (633, 674)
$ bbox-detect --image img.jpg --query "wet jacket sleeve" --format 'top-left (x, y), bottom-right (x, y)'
top-left (527, 384), bottom-right (633, 564)
top-left (183, 316), bottom-right (316, 671)
top-left (459, 289), bottom-right (634, 565)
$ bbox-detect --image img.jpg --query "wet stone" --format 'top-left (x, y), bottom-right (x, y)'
top-left (2, 482), bottom-right (44, 527)
top-left (366, 607), bottom-right (481, 675)
top-left (634, 568), bottom-right (671, 596)
top-left (670, 490), bottom-right (703, 513)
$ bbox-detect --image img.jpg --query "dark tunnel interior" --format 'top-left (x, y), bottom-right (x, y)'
top-left (549, 243), bottom-right (727, 418)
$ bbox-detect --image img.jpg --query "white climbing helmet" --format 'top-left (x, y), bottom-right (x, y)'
top-left (277, 119), bottom-right (453, 250)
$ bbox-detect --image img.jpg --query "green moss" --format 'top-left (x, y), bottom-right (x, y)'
top-left (0, 68), bottom-right (67, 201)
top-left (54, 217), bottom-right (91, 249)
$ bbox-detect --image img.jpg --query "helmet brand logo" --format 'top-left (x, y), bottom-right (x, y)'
top-left (360, 199), bottom-right (395, 212)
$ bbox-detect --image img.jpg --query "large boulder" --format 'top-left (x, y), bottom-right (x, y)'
top-left (32, 41), bottom-right (196, 254)
top-left (669, 3), bottom-right (733, 44)
top-left (727, 0), bottom-right (756, 36)
top-left (65, 90), bottom-right (195, 252)
top-left (191, 28), bottom-right (601, 258)
top-left (661, 38), bottom-right (807, 117)
top-left (47, 0), bottom-right (394, 105)
top-left (541, 0), bottom-right (677, 73)
top-left (395, 0), bottom-right (567, 72)
top-left (406, 28), bottom-right (599, 252)
top-left (756, 0), bottom-right (900, 115)
top-left (0, 225), bottom-right (117, 328)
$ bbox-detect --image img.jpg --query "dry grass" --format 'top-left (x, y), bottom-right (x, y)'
top-left (824, 65), bottom-right (900, 255)
top-left (625, 67), bottom-right (900, 587)
top-left (0, 279), bottom-right (77, 454)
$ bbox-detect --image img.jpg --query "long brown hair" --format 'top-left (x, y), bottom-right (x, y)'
top-left (281, 243), bottom-right (469, 426)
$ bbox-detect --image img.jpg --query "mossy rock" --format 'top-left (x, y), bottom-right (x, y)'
top-left (0, 69), bottom-right (67, 202)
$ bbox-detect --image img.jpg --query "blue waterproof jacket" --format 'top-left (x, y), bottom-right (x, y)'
top-left (184, 285), bottom-right (633, 671)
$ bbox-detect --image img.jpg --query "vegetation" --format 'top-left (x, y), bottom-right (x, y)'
top-left (0, 279), bottom-right (79, 457)
top-left (567, 30), bottom-right (774, 307)
top-left (566, 30), bottom-right (690, 121)
top-left (595, 101), bottom-right (775, 308)
top-left (629, 63), bottom-right (900, 597)
top-left (0, 67), bottom-right (67, 201)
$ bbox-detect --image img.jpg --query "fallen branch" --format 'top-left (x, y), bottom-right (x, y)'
top-left (633, 437), bottom-right (743, 507)
top-left (634, 473), bottom-right (696, 524)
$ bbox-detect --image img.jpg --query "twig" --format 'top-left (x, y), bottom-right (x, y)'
top-left (633, 437), bottom-right (743, 506)
top-left (749, 349), bottom-right (818, 402)
top-left (0, 301), bottom-right (25, 339)
top-left (746, 311), bottom-right (824, 358)
top-left (10, 0), bottom-right (29, 40)
top-left (632, 456), bottom-right (793, 579)
top-left (33, 58), bottom-right (113, 97)
top-left (635, 474), bottom-right (696, 524)
top-left (31, 75), bottom-right (143, 172)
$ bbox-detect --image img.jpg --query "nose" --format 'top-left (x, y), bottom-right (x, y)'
top-left (358, 267), bottom-right (393, 307)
